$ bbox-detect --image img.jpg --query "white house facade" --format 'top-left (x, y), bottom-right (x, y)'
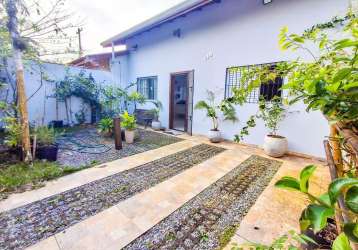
top-left (102, 0), bottom-right (350, 158)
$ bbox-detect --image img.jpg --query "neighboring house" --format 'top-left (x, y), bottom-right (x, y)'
top-left (69, 51), bottom-right (127, 71)
top-left (101, 0), bottom-right (350, 157)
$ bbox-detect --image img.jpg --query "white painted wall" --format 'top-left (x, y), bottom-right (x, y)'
top-left (116, 0), bottom-right (349, 157)
top-left (1, 61), bottom-right (116, 126)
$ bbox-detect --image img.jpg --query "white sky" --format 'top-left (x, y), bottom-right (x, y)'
top-left (70, 0), bottom-right (186, 54)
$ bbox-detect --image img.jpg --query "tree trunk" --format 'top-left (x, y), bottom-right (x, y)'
top-left (6, 0), bottom-right (32, 162)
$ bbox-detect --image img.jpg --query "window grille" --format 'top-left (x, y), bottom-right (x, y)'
top-left (137, 76), bottom-right (158, 100)
top-left (225, 62), bottom-right (283, 103)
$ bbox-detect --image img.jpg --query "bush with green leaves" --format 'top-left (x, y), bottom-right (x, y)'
top-left (195, 90), bottom-right (237, 131)
top-left (97, 117), bottom-right (114, 135)
top-left (275, 165), bottom-right (358, 249)
top-left (3, 117), bottom-right (21, 148)
top-left (120, 111), bottom-right (137, 131)
top-left (33, 126), bottom-right (56, 146)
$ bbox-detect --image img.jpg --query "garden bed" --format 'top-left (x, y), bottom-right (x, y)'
top-left (124, 155), bottom-right (282, 250)
top-left (56, 127), bottom-right (183, 167)
top-left (0, 144), bottom-right (225, 250)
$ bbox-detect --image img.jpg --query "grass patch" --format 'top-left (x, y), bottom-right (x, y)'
top-left (0, 161), bottom-right (87, 193)
top-left (218, 224), bottom-right (239, 250)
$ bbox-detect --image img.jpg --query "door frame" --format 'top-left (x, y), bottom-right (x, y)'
top-left (169, 71), bottom-right (192, 132)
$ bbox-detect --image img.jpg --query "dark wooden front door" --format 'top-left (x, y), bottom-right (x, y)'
top-left (169, 71), bottom-right (194, 134)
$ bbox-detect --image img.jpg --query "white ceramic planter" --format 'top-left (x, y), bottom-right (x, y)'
top-left (263, 134), bottom-right (288, 157)
top-left (151, 121), bottom-right (161, 131)
top-left (208, 130), bottom-right (221, 143)
top-left (125, 130), bottom-right (135, 144)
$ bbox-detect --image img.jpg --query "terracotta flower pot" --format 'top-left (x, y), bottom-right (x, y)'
top-left (263, 134), bottom-right (288, 157)
top-left (208, 129), bottom-right (221, 143)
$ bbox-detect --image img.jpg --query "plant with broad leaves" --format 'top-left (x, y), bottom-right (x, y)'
top-left (149, 100), bottom-right (163, 121)
top-left (275, 165), bottom-right (358, 249)
top-left (195, 90), bottom-right (237, 131)
top-left (120, 111), bottom-right (137, 131)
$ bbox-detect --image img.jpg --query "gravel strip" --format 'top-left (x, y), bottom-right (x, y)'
top-left (124, 155), bottom-right (282, 250)
top-left (0, 144), bottom-right (225, 250)
top-left (57, 128), bottom-right (183, 167)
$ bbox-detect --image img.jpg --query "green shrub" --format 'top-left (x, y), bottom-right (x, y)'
top-left (121, 111), bottom-right (137, 131)
top-left (34, 126), bottom-right (56, 145)
top-left (97, 117), bottom-right (114, 134)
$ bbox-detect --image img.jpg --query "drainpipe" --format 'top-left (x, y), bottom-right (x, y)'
top-left (111, 42), bottom-right (115, 61)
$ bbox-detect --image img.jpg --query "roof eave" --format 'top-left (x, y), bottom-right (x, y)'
top-left (101, 0), bottom-right (218, 47)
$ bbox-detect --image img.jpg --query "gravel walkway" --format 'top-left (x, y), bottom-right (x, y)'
top-left (0, 144), bottom-right (225, 250)
top-left (124, 155), bottom-right (282, 250)
top-left (57, 128), bottom-right (183, 167)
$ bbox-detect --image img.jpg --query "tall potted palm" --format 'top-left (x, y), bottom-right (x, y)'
top-left (195, 90), bottom-right (237, 143)
top-left (149, 100), bottom-right (163, 130)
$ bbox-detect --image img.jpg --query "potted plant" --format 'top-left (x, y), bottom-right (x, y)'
top-left (195, 90), bottom-right (237, 143)
top-left (258, 96), bottom-right (288, 157)
top-left (149, 100), bottom-right (163, 130)
top-left (97, 117), bottom-right (114, 137)
top-left (121, 111), bottom-right (137, 144)
top-left (34, 126), bottom-right (58, 161)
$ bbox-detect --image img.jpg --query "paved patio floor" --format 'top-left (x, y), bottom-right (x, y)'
top-left (0, 132), bottom-right (330, 250)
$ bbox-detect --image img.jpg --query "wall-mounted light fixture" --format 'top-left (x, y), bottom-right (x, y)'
top-left (263, 0), bottom-right (272, 4)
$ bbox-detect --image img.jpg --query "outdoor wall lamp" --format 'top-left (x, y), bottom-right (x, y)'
top-left (263, 0), bottom-right (272, 4)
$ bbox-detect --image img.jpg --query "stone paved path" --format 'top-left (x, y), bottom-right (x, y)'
top-left (0, 144), bottom-right (224, 250)
top-left (0, 132), bottom-right (330, 250)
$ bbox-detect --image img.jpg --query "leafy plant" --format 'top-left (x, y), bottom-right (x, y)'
top-left (275, 165), bottom-right (358, 249)
top-left (120, 111), bottom-right (137, 131)
top-left (33, 126), bottom-right (56, 146)
top-left (97, 117), bottom-right (114, 135)
top-left (236, 14), bottom-right (358, 127)
top-left (149, 100), bottom-right (163, 121)
top-left (258, 96), bottom-right (286, 136)
top-left (3, 117), bottom-right (21, 147)
top-left (195, 90), bottom-right (237, 131)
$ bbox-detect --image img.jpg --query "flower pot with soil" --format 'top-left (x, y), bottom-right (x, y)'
top-left (195, 90), bottom-right (237, 143)
top-left (33, 126), bottom-right (58, 161)
top-left (149, 100), bottom-right (163, 131)
top-left (258, 97), bottom-right (288, 158)
top-left (121, 111), bottom-right (137, 144)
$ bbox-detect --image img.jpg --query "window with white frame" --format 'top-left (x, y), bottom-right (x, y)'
top-left (137, 76), bottom-right (158, 100)
top-left (225, 63), bottom-right (283, 103)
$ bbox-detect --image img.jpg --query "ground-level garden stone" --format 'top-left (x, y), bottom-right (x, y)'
top-left (57, 128), bottom-right (183, 167)
top-left (0, 144), bottom-right (225, 250)
top-left (124, 155), bottom-right (282, 250)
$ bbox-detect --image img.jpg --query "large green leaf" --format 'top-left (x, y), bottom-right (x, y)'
top-left (329, 178), bottom-right (358, 205)
top-left (275, 177), bottom-right (300, 191)
top-left (299, 165), bottom-right (317, 193)
top-left (332, 233), bottom-right (352, 250)
top-left (343, 223), bottom-right (358, 243)
top-left (345, 186), bottom-right (358, 213)
top-left (300, 204), bottom-right (334, 233)
top-left (319, 193), bottom-right (332, 206)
